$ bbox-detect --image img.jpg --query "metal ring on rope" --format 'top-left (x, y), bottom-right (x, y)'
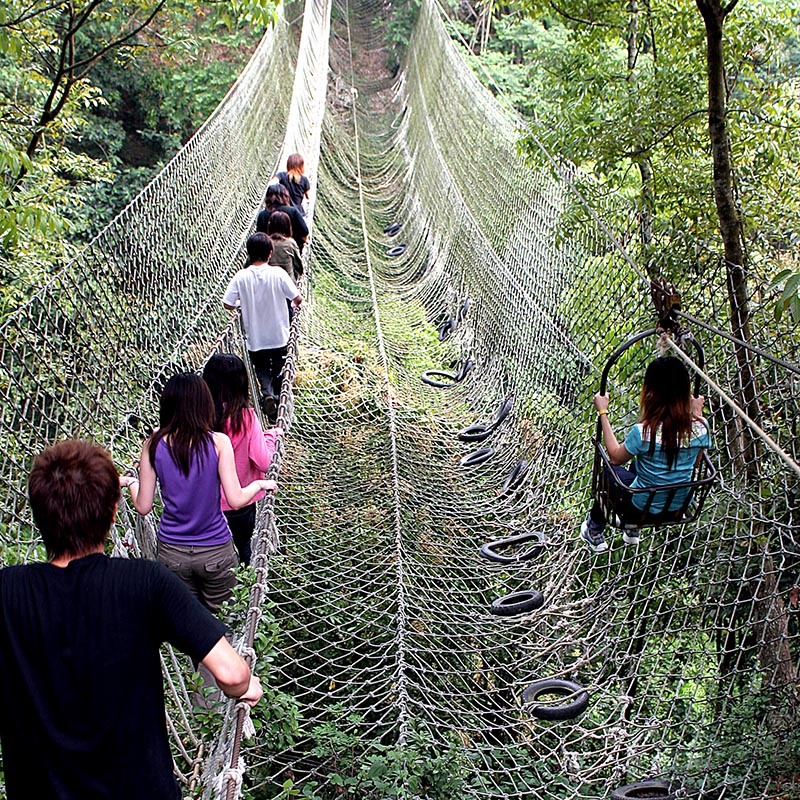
top-left (500, 459), bottom-right (529, 494)
top-left (479, 531), bottom-right (545, 563)
top-left (459, 447), bottom-right (495, 467)
top-left (611, 781), bottom-right (676, 800)
top-left (386, 243), bottom-right (407, 257)
top-left (522, 679), bottom-right (590, 721)
top-left (383, 222), bottom-right (402, 236)
top-left (490, 590), bottom-right (544, 616)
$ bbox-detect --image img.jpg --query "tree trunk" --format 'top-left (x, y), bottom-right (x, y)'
top-left (696, 0), bottom-right (796, 708)
top-left (748, 537), bottom-right (797, 705)
top-left (695, 0), bottom-right (760, 477)
top-left (626, 1), bottom-right (654, 253)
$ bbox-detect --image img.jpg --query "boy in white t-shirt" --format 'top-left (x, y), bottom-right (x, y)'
top-left (223, 233), bottom-right (302, 420)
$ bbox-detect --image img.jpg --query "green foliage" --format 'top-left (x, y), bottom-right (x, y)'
top-left (0, 0), bottom-right (276, 315)
top-left (769, 266), bottom-right (800, 323)
top-left (383, 0), bottom-right (421, 63)
top-left (178, 569), bottom-right (302, 798)
top-left (278, 710), bottom-right (468, 799)
top-left (458, 0), bottom-right (800, 276)
top-left (679, 688), bottom-right (800, 798)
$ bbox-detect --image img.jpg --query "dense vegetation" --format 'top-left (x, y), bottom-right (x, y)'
top-left (450, 0), bottom-right (800, 320)
top-left (0, 0), bottom-right (277, 315)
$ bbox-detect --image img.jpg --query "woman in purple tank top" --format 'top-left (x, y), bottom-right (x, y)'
top-left (122, 373), bottom-right (276, 612)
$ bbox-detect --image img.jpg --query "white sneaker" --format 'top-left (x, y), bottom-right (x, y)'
top-left (622, 529), bottom-right (641, 546)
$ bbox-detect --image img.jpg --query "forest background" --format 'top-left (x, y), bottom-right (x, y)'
top-left (0, 0), bottom-right (798, 321)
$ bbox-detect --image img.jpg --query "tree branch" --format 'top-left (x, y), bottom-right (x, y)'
top-left (0, 0), bottom-right (64, 29)
top-left (71, 0), bottom-right (168, 76)
top-left (547, 0), bottom-right (617, 29)
top-left (620, 108), bottom-right (709, 156)
top-left (722, 0), bottom-right (739, 17)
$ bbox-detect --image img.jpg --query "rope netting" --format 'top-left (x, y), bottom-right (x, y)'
top-left (242, 0), bottom-right (800, 797)
top-left (0, 0), bottom-right (325, 791)
top-left (1, 0), bottom-right (799, 795)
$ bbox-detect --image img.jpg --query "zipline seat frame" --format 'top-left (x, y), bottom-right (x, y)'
top-left (591, 328), bottom-right (717, 531)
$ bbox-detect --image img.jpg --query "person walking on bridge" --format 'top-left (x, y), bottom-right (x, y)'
top-left (223, 232), bottom-right (302, 422)
top-left (0, 439), bottom-right (263, 799)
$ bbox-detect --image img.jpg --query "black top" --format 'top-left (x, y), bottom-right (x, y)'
top-left (0, 553), bottom-right (227, 799)
top-left (256, 206), bottom-right (308, 252)
top-left (276, 172), bottom-right (310, 214)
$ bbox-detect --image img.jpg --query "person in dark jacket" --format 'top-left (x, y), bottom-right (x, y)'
top-left (256, 184), bottom-right (308, 252)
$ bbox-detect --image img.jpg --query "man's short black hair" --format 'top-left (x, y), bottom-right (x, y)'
top-left (28, 440), bottom-right (120, 559)
top-left (247, 232), bottom-right (274, 264)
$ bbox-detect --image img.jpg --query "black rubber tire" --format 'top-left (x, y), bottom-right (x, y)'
top-left (458, 297), bottom-right (471, 320)
top-left (479, 531), bottom-right (545, 564)
top-left (437, 319), bottom-right (456, 341)
top-left (421, 369), bottom-right (459, 388)
top-left (386, 243), bottom-right (407, 257)
top-left (458, 423), bottom-right (492, 443)
top-left (491, 395), bottom-right (515, 427)
top-left (610, 780), bottom-right (675, 800)
top-left (459, 447), bottom-right (495, 467)
top-left (455, 358), bottom-right (474, 381)
top-left (522, 679), bottom-right (590, 721)
top-left (490, 590), bottom-right (544, 616)
top-left (500, 460), bottom-right (529, 494)
top-left (383, 222), bottom-right (402, 236)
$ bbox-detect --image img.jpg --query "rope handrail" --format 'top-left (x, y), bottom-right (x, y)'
top-left (0, 0), bottom-right (799, 797)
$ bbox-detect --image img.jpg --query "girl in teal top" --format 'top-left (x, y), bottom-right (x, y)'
top-left (581, 356), bottom-right (710, 553)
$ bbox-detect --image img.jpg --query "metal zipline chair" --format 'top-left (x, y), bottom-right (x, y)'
top-left (591, 329), bottom-right (717, 531)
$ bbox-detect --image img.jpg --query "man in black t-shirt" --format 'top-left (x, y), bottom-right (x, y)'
top-left (0, 439), bottom-right (263, 799)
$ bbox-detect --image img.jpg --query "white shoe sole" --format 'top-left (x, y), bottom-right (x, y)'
top-left (580, 521), bottom-right (608, 553)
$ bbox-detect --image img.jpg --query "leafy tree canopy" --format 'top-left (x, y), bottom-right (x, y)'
top-left (0, 0), bottom-right (277, 313)
top-left (457, 0), bottom-right (799, 310)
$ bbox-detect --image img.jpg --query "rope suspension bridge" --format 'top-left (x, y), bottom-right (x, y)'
top-left (1, 0), bottom-right (798, 796)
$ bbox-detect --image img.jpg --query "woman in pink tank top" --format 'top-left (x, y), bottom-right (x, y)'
top-left (203, 354), bottom-right (283, 566)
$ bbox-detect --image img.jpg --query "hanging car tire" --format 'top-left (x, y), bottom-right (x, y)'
top-left (490, 590), bottom-right (544, 616)
top-left (479, 531), bottom-right (545, 563)
top-left (610, 780), bottom-right (676, 800)
top-left (455, 358), bottom-right (474, 381)
top-left (458, 423), bottom-right (492, 443)
top-left (500, 459), bottom-right (529, 494)
top-left (438, 319), bottom-right (456, 341)
top-left (491, 395), bottom-right (514, 427)
top-left (383, 222), bottom-right (402, 236)
top-left (458, 447), bottom-right (495, 467)
top-left (421, 369), bottom-right (459, 388)
top-left (386, 243), bottom-right (407, 257)
top-left (522, 679), bottom-right (589, 721)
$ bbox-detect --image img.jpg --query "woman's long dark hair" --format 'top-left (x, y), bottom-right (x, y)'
top-left (267, 210), bottom-right (293, 240)
top-left (264, 184), bottom-right (292, 212)
top-left (148, 373), bottom-right (215, 476)
top-left (202, 354), bottom-right (251, 437)
top-left (639, 356), bottom-right (694, 469)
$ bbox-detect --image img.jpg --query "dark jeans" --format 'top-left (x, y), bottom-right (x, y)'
top-left (248, 346), bottom-right (288, 400)
top-left (590, 462), bottom-right (637, 527)
top-left (224, 504), bottom-right (256, 567)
